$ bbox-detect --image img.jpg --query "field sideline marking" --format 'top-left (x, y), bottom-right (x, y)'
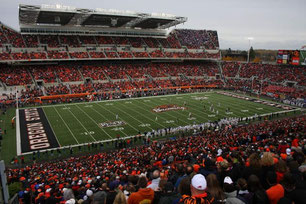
top-left (64, 105), bottom-right (97, 141)
top-left (74, 104), bottom-right (112, 139)
top-left (20, 92), bottom-right (209, 109)
top-left (53, 107), bottom-right (80, 144)
top-left (16, 109), bottom-right (21, 156)
top-left (42, 108), bottom-right (62, 147)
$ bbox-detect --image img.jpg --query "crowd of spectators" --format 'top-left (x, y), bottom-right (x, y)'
top-left (118, 52), bottom-right (134, 59)
top-left (149, 50), bottom-right (165, 58)
top-left (2, 26), bottom-right (26, 47)
top-left (239, 63), bottom-right (306, 86)
top-left (70, 83), bottom-right (95, 94)
top-left (47, 51), bottom-right (69, 59)
top-left (20, 87), bottom-right (44, 98)
top-left (0, 62), bottom-right (304, 102)
top-left (104, 52), bottom-right (119, 58)
top-left (29, 52), bottom-right (47, 60)
top-left (167, 32), bottom-right (181, 48)
top-left (23, 35), bottom-right (39, 47)
top-left (0, 24), bottom-right (9, 46)
top-left (11, 52), bottom-right (29, 60)
top-left (0, 52), bottom-right (11, 60)
top-left (45, 84), bottom-right (70, 95)
top-left (89, 52), bottom-right (106, 59)
top-left (143, 38), bottom-right (161, 48)
top-left (222, 62), bottom-right (240, 77)
top-left (165, 52), bottom-right (188, 58)
top-left (29, 66), bottom-right (58, 83)
top-left (0, 66), bottom-right (32, 86)
top-left (80, 66), bottom-right (107, 81)
top-left (132, 52), bottom-right (150, 58)
top-left (59, 36), bottom-right (80, 47)
top-left (55, 66), bottom-right (82, 82)
top-left (8, 114), bottom-right (306, 204)
top-left (79, 36), bottom-right (96, 45)
top-left (96, 36), bottom-right (114, 45)
top-left (69, 52), bottom-right (90, 59)
top-left (39, 35), bottom-right (60, 47)
top-left (175, 29), bottom-right (211, 49)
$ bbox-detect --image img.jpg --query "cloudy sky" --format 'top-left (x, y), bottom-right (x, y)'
top-left (0, 0), bottom-right (305, 50)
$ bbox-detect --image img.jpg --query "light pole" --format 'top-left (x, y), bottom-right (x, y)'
top-left (247, 37), bottom-right (254, 63)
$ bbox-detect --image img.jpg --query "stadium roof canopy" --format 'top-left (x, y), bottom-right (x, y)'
top-left (19, 4), bottom-right (187, 37)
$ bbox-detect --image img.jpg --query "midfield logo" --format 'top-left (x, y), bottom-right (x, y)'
top-left (152, 104), bottom-right (187, 113)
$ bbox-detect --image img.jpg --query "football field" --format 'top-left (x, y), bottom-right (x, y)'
top-left (16, 91), bottom-right (298, 155)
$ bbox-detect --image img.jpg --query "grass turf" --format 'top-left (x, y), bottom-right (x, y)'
top-left (0, 91), bottom-right (300, 164)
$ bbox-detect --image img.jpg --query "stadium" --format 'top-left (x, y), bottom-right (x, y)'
top-left (0, 2), bottom-right (305, 204)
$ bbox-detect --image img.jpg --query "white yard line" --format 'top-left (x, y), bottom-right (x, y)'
top-left (114, 101), bottom-right (167, 128)
top-left (94, 103), bottom-right (139, 133)
top-left (64, 105), bottom-right (97, 141)
top-left (135, 99), bottom-right (191, 125)
top-left (86, 104), bottom-right (128, 136)
top-left (74, 104), bottom-right (112, 139)
top-left (42, 108), bottom-right (62, 146)
top-left (53, 107), bottom-right (79, 144)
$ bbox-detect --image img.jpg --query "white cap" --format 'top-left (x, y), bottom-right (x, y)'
top-left (86, 189), bottom-right (93, 197)
top-left (224, 176), bottom-right (233, 184)
top-left (286, 148), bottom-right (291, 155)
top-left (191, 174), bottom-right (207, 190)
top-left (217, 149), bottom-right (222, 156)
top-left (65, 199), bottom-right (75, 204)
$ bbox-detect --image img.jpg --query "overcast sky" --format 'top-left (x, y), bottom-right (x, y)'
top-left (0, 0), bottom-right (305, 50)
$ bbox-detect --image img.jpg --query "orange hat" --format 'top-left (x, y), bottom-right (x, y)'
top-left (280, 153), bottom-right (287, 160)
top-left (193, 164), bottom-right (200, 173)
top-left (216, 156), bottom-right (224, 162)
top-left (20, 177), bottom-right (26, 181)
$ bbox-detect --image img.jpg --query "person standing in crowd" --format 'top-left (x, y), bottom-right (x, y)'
top-left (128, 176), bottom-right (154, 204)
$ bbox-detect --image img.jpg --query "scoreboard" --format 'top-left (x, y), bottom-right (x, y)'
top-left (277, 50), bottom-right (300, 65)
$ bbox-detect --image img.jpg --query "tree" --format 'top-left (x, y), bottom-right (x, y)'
top-left (249, 46), bottom-right (256, 61)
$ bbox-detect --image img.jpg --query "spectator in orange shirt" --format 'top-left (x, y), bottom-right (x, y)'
top-left (266, 171), bottom-right (284, 204)
top-left (128, 176), bottom-right (154, 204)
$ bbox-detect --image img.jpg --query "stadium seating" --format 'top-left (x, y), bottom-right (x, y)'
top-left (23, 35), bottom-right (39, 47)
top-left (143, 37), bottom-right (160, 48)
top-left (45, 84), bottom-right (70, 95)
top-left (69, 52), bottom-right (89, 59)
top-left (0, 52), bottom-right (11, 60)
top-left (80, 65), bottom-right (106, 81)
top-left (39, 35), bottom-right (60, 47)
top-left (222, 62), bottom-right (240, 77)
top-left (0, 66), bottom-right (32, 86)
top-left (29, 66), bottom-right (57, 83)
top-left (7, 115), bottom-right (305, 204)
top-left (2, 26), bottom-right (26, 47)
top-left (79, 36), bottom-right (96, 45)
top-left (47, 51), bottom-right (69, 59)
top-left (55, 66), bottom-right (82, 82)
top-left (59, 35), bottom-right (80, 47)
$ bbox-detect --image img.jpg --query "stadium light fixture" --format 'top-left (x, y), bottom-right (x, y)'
top-left (246, 37), bottom-right (254, 63)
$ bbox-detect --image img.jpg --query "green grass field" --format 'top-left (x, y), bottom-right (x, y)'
top-left (0, 91), bottom-right (300, 164)
top-left (40, 92), bottom-right (287, 145)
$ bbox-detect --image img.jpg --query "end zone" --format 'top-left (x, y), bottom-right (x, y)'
top-left (17, 108), bottom-right (59, 155)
